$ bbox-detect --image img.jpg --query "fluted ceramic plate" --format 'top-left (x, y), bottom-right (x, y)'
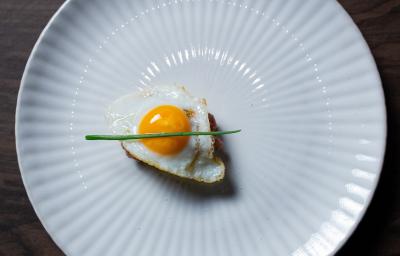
top-left (16, 0), bottom-right (386, 255)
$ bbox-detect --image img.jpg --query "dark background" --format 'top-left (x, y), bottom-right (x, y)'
top-left (1, 0), bottom-right (399, 255)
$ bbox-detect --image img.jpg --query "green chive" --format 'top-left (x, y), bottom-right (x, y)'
top-left (85, 129), bottom-right (241, 141)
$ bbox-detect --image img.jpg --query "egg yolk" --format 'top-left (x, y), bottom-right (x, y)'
top-left (138, 105), bottom-right (191, 155)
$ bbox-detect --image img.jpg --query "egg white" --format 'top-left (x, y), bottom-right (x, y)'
top-left (106, 86), bottom-right (224, 183)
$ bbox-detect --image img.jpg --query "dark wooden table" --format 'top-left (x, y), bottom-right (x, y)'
top-left (1, 0), bottom-right (399, 255)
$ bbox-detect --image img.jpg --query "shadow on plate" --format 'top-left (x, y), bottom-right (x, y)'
top-left (135, 149), bottom-right (238, 201)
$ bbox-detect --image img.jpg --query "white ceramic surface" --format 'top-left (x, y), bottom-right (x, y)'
top-left (16, 0), bottom-right (386, 255)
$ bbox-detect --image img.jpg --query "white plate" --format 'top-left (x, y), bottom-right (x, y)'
top-left (16, 0), bottom-right (386, 255)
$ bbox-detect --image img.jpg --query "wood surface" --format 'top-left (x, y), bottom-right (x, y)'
top-left (0, 0), bottom-right (399, 255)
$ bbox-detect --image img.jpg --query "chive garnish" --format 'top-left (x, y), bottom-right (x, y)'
top-left (85, 129), bottom-right (241, 141)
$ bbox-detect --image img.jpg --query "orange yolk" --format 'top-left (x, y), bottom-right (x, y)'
top-left (138, 105), bottom-right (191, 155)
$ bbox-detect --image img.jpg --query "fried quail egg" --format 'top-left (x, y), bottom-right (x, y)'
top-left (105, 85), bottom-right (225, 183)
